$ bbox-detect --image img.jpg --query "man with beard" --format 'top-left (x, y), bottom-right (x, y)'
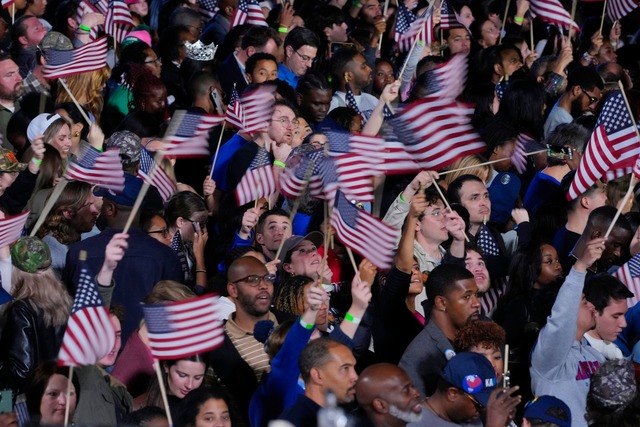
top-left (279, 338), bottom-right (358, 427)
top-left (355, 363), bottom-right (424, 426)
top-left (544, 66), bottom-right (604, 137)
top-left (530, 237), bottom-right (607, 427)
top-left (329, 48), bottom-right (377, 119)
top-left (0, 53), bottom-right (23, 147)
top-left (208, 256), bottom-right (279, 424)
top-left (399, 265), bottom-right (482, 397)
top-left (296, 71), bottom-right (332, 129)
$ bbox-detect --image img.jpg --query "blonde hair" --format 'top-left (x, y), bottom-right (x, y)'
top-left (11, 268), bottom-right (72, 327)
top-left (443, 154), bottom-right (493, 185)
top-left (42, 118), bottom-right (70, 147)
top-left (55, 68), bottom-right (111, 121)
top-left (146, 280), bottom-right (195, 303)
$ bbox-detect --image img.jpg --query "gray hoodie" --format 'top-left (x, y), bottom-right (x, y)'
top-left (530, 268), bottom-right (605, 427)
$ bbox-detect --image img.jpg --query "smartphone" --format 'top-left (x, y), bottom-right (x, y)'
top-left (210, 88), bottom-right (224, 116)
top-left (546, 144), bottom-right (573, 160)
top-left (0, 389), bottom-right (13, 414)
top-left (192, 222), bottom-right (199, 233)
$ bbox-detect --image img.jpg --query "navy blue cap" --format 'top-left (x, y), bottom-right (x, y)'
top-left (524, 395), bottom-right (571, 427)
top-left (441, 352), bottom-right (497, 407)
top-left (95, 173), bottom-right (142, 207)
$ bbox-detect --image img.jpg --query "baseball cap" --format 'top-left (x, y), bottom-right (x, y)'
top-left (10, 237), bottom-right (52, 273)
top-left (441, 352), bottom-right (497, 407)
top-left (278, 231), bottom-right (324, 265)
top-left (121, 30), bottom-right (152, 48)
top-left (588, 359), bottom-right (637, 412)
top-left (39, 31), bottom-right (73, 53)
top-left (27, 113), bottom-right (63, 143)
top-left (524, 395), bottom-right (571, 427)
top-left (0, 148), bottom-right (27, 173)
top-left (106, 131), bottom-right (142, 164)
top-left (95, 173), bottom-right (142, 207)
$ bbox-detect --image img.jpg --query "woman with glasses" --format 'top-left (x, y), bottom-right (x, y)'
top-left (141, 211), bottom-right (172, 246)
top-left (165, 191), bottom-right (209, 291)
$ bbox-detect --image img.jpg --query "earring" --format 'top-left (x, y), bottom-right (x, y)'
top-left (74, 131), bottom-right (80, 137)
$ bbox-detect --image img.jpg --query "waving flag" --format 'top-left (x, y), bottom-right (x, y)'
top-left (420, 53), bottom-right (467, 101)
top-left (569, 91), bottom-right (640, 200)
top-left (231, 0), bottom-right (267, 27)
top-left (607, 0), bottom-right (637, 21)
top-left (105, 0), bottom-right (135, 43)
top-left (331, 191), bottom-right (397, 269)
top-left (64, 146), bottom-right (125, 192)
top-left (615, 252), bottom-right (640, 307)
top-left (142, 294), bottom-right (224, 359)
top-left (163, 111), bottom-right (224, 158)
top-left (0, 211), bottom-right (29, 248)
top-left (198, 0), bottom-right (219, 19)
top-left (58, 261), bottom-right (115, 366)
top-left (225, 86), bottom-right (245, 129)
top-left (137, 148), bottom-right (176, 203)
top-left (439, 0), bottom-right (461, 29)
top-left (388, 98), bottom-right (485, 171)
top-left (235, 147), bottom-right (276, 206)
top-left (395, 5), bottom-right (434, 51)
top-left (280, 148), bottom-right (324, 199)
top-left (529, 0), bottom-right (579, 32)
top-left (240, 84), bottom-right (276, 134)
top-left (43, 37), bottom-right (108, 79)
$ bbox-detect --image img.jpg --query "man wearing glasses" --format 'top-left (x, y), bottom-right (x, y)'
top-left (278, 27), bottom-right (320, 89)
top-left (544, 66), bottom-right (604, 137)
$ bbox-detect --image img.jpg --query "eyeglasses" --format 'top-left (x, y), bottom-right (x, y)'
top-left (424, 209), bottom-right (444, 218)
top-left (232, 273), bottom-right (276, 286)
top-left (294, 49), bottom-right (316, 64)
top-left (581, 87), bottom-right (599, 105)
top-left (463, 392), bottom-right (485, 412)
top-left (269, 117), bottom-right (299, 127)
top-left (147, 228), bottom-right (170, 238)
top-left (144, 57), bottom-right (161, 65)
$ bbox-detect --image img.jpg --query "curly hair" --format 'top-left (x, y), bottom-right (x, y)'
top-left (273, 275), bottom-right (314, 315)
top-left (453, 319), bottom-right (506, 352)
top-left (55, 68), bottom-right (111, 122)
top-left (11, 268), bottom-right (72, 327)
top-left (130, 72), bottom-right (166, 113)
top-left (37, 181), bottom-right (95, 245)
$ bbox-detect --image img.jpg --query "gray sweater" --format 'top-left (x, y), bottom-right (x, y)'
top-left (530, 268), bottom-right (605, 427)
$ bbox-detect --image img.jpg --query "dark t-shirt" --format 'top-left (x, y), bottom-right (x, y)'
top-left (552, 225), bottom-right (581, 274)
top-left (279, 394), bottom-right (322, 427)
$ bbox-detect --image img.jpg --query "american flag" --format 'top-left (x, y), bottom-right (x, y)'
top-left (163, 111), bottom-right (224, 158)
top-left (225, 86), bottom-right (245, 129)
top-left (235, 147), bottom-right (276, 206)
top-left (439, 0), bottom-right (461, 29)
top-left (1, 0), bottom-right (12, 8)
top-left (231, 0), bottom-right (267, 27)
top-left (142, 294), bottom-right (224, 360)
top-left (57, 262), bottom-right (115, 366)
top-left (345, 83), bottom-right (363, 117)
top-left (568, 91), bottom-right (640, 200)
top-left (512, 133), bottom-right (544, 174)
top-left (280, 148), bottom-right (325, 199)
top-left (43, 37), bottom-right (108, 79)
top-left (606, 152), bottom-right (640, 181)
top-left (607, 0), bottom-right (637, 21)
top-left (137, 148), bottom-right (176, 203)
top-left (420, 53), bottom-right (467, 101)
top-left (477, 224), bottom-right (500, 256)
top-left (105, 0), bottom-right (136, 44)
top-left (395, 5), bottom-right (434, 51)
top-left (64, 146), bottom-right (125, 192)
top-left (239, 84), bottom-right (276, 134)
top-left (614, 254), bottom-right (640, 307)
top-left (75, 0), bottom-right (102, 40)
top-left (198, 0), bottom-right (219, 20)
top-left (0, 211), bottom-right (29, 248)
top-left (331, 190), bottom-right (397, 269)
top-left (388, 98), bottom-right (485, 171)
top-left (529, 0), bottom-right (579, 32)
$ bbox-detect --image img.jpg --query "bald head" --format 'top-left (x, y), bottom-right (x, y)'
top-left (356, 363), bottom-right (423, 426)
top-left (227, 256), bottom-right (268, 283)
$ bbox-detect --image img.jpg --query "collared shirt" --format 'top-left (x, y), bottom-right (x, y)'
top-left (234, 52), bottom-right (248, 84)
top-left (225, 312), bottom-right (278, 382)
top-left (278, 63), bottom-right (299, 89)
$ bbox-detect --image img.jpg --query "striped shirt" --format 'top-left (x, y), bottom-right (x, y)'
top-left (225, 312), bottom-right (278, 381)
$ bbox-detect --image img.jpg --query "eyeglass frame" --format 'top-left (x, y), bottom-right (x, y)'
top-left (189, 217), bottom-right (209, 229)
top-left (144, 57), bottom-right (162, 65)
top-left (269, 117), bottom-right (300, 127)
top-left (462, 392), bottom-right (485, 412)
top-left (581, 87), bottom-right (599, 105)
top-left (147, 228), bottom-right (170, 238)
top-left (232, 273), bottom-right (276, 287)
top-left (294, 49), bottom-right (316, 64)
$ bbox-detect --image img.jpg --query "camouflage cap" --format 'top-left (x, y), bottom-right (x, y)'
top-left (588, 359), bottom-right (637, 411)
top-left (10, 237), bottom-right (52, 273)
top-left (105, 131), bottom-right (142, 164)
top-left (38, 31), bottom-right (73, 52)
top-left (0, 148), bottom-right (27, 173)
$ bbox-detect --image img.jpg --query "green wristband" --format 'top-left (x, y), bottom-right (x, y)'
top-left (345, 312), bottom-right (361, 325)
top-left (273, 160), bottom-right (286, 168)
top-left (299, 317), bottom-right (314, 330)
top-left (79, 24), bottom-right (91, 32)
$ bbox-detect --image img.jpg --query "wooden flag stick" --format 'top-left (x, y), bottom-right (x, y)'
top-left (11, 3), bottom-right (14, 24)
top-left (439, 149), bottom-right (547, 176)
top-left (346, 247), bottom-right (358, 273)
top-left (122, 154), bottom-right (165, 233)
top-left (318, 202), bottom-right (332, 286)
top-left (63, 366), bottom-right (73, 427)
top-left (30, 178), bottom-right (69, 237)
top-left (499, 0), bottom-right (511, 44)
top-left (209, 121), bottom-right (226, 178)
top-left (254, 180), bottom-right (262, 210)
top-left (59, 78), bottom-right (92, 125)
top-left (568, 0), bottom-right (578, 40)
top-left (503, 344), bottom-right (510, 388)
top-left (599, 0), bottom-right (608, 36)
top-left (430, 182), bottom-right (470, 242)
top-left (153, 361), bottom-right (174, 427)
top-left (530, 24), bottom-right (534, 53)
top-left (378, 0), bottom-right (390, 53)
top-left (399, 23), bottom-right (425, 81)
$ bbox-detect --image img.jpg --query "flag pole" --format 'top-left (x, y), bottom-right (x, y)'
top-left (209, 122), bottom-right (226, 178)
top-left (30, 178), bottom-right (69, 237)
top-left (318, 201), bottom-right (333, 285)
top-left (346, 247), bottom-right (358, 273)
top-left (499, 0), bottom-right (511, 44)
top-left (122, 154), bottom-right (165, 233)
top-left (153, 360), bottom-right (174, 427)
top-left (598, 0), bottom-right (607, 36)
top-left (604, 81), bottom-right (640, 239)
top-left (568, 0), bottom-right (578, 40)
top-left (63, 366), bottom-right (73, 427)
top-left (530, 24), bottom-right (534, 53)
top-left (59, 78), bottom-right (93, 125)
top-left (438, 149), bottom-right (547, 175)
top-left (377, 0), bottom-right (390, 54)
top-left (503, 344), bottom-right (510, 388)
top-left (398, 23), bottom-right (424, 81)
top-left (429, 182), bottom-right (470, 242)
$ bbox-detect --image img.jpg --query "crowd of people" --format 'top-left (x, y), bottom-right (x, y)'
top-left (1, 0), bottom-right (640, 426)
